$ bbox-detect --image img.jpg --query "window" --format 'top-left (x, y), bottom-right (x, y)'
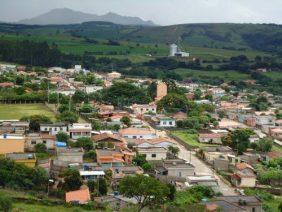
top-left (45, 128), bottom-right (47, 131)
top-left (140, 136), bottom-right (143, 138)
top-left (169, 121), bottom-right (173, 125)
top-left (54, 128), bottom-right (57, 131)
top-left (133, 136), bottom-right (137, 139)
top-left (43, 140), bottom-right (47, 144)
top-left (179, 172), bottom-right (182, 177)
top-left (152, 154), bottom-right (156, 158)
top-left (252, 208), bottom-right (256, 212)
top-left (163, 121), bottom-right (167, 125)
top-left (31, 141), bottom-right (36, 145)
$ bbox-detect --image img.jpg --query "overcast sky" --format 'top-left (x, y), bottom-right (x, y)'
top-left (0, 0), bottom-right (281, 25)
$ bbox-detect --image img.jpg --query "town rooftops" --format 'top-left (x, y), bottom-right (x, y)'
top-left (163, 159), bottom-right (195, 169)
top-left (133, 137), bottom-right (176, 145)
top-left (57, 148), bottom-right (84, 154)
top-left (68, 123), bottom-right (92, 132)
top-left (40, 123), bottom-right (66, 127)
top-left (79, 170), bottom-right (105, 176)
top-left (202, 146), bottom-right (233, 152)
top-left (0, 134), bottom-right (25, 139)
top-left (235, 162), bottom-right (254, 171)
top-left (92, 133), bottom-right (126, 143)
top-left (119, 127), bottom-right (155, 135)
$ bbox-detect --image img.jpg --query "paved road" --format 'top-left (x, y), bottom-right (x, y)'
top-left (177, 143), bottom-right (236, 196)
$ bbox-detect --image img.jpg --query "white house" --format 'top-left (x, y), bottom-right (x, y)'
top-left (134, 137), bottom-right (177, 149)
top-left (131, 103), bottom-right (157, 115)
top-left (69, 123), bottom-right (92, 140)
top-left (158, 117), bottom-right (176, 128)
top-left (84, 85), bottom-right (103, 94)
top-left (40, 123), bottom-right (68, 135)
top-left (79, 170), bottom-right (105, 181)
top-left (119, 127), bottom-right (157, 139)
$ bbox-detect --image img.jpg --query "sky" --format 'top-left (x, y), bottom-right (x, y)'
top-left (0, 0), bottom-right (282, 25)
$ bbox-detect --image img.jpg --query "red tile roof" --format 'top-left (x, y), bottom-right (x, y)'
top-left (65, 188), bottom-right (90, 204)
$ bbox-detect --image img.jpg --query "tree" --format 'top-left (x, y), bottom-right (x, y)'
top-left (142, 163), bottom-right (153, 172)
top-left (222, 129), bottom-right (254, 155)
top-left (76, 137), bottom-right (93, 152)
top-left (79, 104), bottom-right (93, 113)
top-left (133, 154), bottom-right (147, 166)
top-left (167, 184), bottom-right (176, 201)
top-left (0, 195), bottom-right (12, 212)
top-left (57, 111), bottom-right (78, 124)
top-left (194, 88), bottom-right (202, 100)
top-left (56, 131), bottom-right (69, 143)
top-left (121, 116), bottom-right (131, 126)
top-left (168, 146), bottom-right (180, 158)
top-left (34, 143), bottom-right (47, 153)
top-left (20, 115), bottom-right (51, 131)
top-left (253, 137), bottom-right (273, 152)
top-left (73, 90), bottom-right (88, 103)
top-left (84, 150), bottom-right (97, 161)
top-left (62, 169), bottom-right (82, 191)
top-left (97, 178), bottom-right (107, 196)
top-left (118, 175), bottom-right (169, 211)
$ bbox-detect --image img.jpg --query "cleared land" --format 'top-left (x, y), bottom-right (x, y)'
top-left (0, 104), bottom-right (56, 121)
top-left (171, 131), bottom-right (215, 148)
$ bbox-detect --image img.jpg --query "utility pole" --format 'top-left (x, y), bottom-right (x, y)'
top-left (69, 95), bottom-right (71, 112)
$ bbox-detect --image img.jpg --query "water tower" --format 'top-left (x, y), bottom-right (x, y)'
top-left (169, 44), bottom-right (178, 57)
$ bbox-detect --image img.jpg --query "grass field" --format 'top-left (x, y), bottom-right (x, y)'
top-left (0, 104), bottom-right (56, 121)
top-left (13, 203), bottom-right (92, 212)
top-left (171, 131), bottom-right (215, 148)
top-left (174, 68), bottom-right (251, 81)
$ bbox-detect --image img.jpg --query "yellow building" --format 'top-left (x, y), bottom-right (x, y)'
top-left (6, 153), bottom-right (36, 168)
top-left (0, 134), bottom-right (25, 155)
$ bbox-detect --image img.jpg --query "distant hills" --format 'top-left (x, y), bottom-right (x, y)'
top-left (0, 21), bottom-right (282, 55)
top-left (17, 8), bottom-right (155, 26)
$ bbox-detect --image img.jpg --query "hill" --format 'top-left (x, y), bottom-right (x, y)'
top-left (17, 8), bottom-right (155, 26)
top-left (1, 22), bottom-right (282, 57)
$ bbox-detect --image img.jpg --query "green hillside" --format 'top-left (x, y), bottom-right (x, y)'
top-left (0, 22), bottom-right (281, 58)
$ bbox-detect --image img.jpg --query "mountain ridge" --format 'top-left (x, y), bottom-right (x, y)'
top-left (17, 8), bottom-right (156, 26)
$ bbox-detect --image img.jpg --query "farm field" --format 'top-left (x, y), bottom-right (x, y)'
top-left (0, 104), bottom-right (56, 121)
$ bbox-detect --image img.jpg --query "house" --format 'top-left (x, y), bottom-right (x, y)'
top-left (40, 123), bottom-right (68, 135)
top-left (172, 111), bottom-right (187, 121)
top-left (231, 163), bottom-right (256, 188)
top-left (158, 117), bottom-right (176, 128)
top-left (269, 127), bottom-right (282, 140)
top-left (79, 170), bottom-right (105, 181)
top-left (25, 133), bottom-right (56, 151)
top-left (255, 114), bottom-right (275, 127)
top-left (111, 166), bottom-right (144, 182)
top-left (5, 153), bottom-right (36, 168)
top-left (213, 157), bottom-right (230, 171)
top-left (65, 187), bottom-right (91, 204)
top-left (0, 82), bottom-right (15, 88)
top-left (219, 119), bottom-right (246, 129)
top-left (83, 85), bottom-right (103, 94)
top-left (0, 121), bottom-right (29, 134)
top-left (57, 148), bottom-right (84, 163)
top-left (69, 123), bottom-right (92, 140)
top-left (96, 149), bottom-right (134, 168)
top-left (92, 133), bottom-right (126, 149)
top-left (200, 146), bottom-right (234, 165)
top-left (215, 196), bottom-right (263, 212)
top-left (0, 134), bottom-right (25, 154)
top-left (186, 175), bottom-right (219, 192)
top-left (136, 147), bottom-right (167, 161)
top-left (131, 103), bottom-right (157, 115)
top-left (119, 127), bottom-right (157, 139)
top-left (107, 72), bottom-right (121, 80)
top-left (133, 137), bottom-right (177, 149)
top-left (198, 132), bottom-right (224, 144)
top-left (156, 159), bottom-right (195, 178)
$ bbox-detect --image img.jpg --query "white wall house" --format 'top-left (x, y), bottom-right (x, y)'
top-left (69, 123), bottom-right (92, 140)
top-left (159, 117), bottom-right (176, 128)
top-left (137, 147), bottom-right (167, 161)
top-left (119, 128), bottom-right (157, 139)
top-left (40, 123), bottom-right (68, 135)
